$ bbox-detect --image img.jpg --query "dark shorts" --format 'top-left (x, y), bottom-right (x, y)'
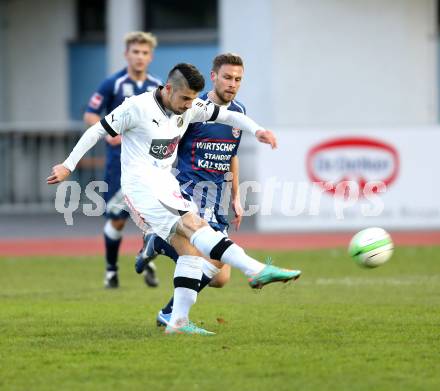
top-left (104, 157), bottom-right (129, 221)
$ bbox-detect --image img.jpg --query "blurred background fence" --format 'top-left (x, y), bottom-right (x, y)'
top-left (0, 123), bottom-right (105, 213)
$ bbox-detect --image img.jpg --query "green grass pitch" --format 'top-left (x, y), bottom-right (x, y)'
top-left (1, 246), bottom-right (439, 390)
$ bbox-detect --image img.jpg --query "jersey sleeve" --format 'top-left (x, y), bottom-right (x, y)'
top-left (100, 97), bottom-right (140, 137)
top-left (231, 102), bottom-right (246, 156)
top-left (85, 78), bottom-right (113, 115)
top-left (189, 99), bottom-right (221, 124)
top-left (63, 122), bottom-right (107, 172)
top-left (215, 107), bottom-right (260, 135)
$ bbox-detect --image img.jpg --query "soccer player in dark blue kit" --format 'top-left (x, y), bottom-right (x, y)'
top-left (84, 32), bottom-right (162, 288)
top-left (135, 53), bottom-right (247, 325)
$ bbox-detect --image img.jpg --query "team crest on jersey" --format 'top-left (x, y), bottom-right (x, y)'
top-left (232, 128), bottom-right (241, 138)
top-left (89, 93), bottom-right (103, 110)
top-left (122, 83), bottom-right (134, 97)
top-left (176, 117), bottom-right (184, 127)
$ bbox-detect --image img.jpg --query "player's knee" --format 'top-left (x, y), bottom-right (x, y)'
top-left (209, 265), bottom-right (231, 288)
top-left (182, 212), bottom-right (208, 232)
top-left (111, 219), bottom-right (126, 231)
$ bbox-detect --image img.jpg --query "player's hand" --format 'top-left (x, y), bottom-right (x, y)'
top-left (231, 197), bottom-right (244, 231)
top-left (256, 130), bottom-right (277, 149)
top-left (47, 164), bottom-right (71, 184)
top-left (106, 134), bottom-right (122, 146)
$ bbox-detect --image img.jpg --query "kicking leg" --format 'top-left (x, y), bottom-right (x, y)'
top-left (177, 212), bottom-right (301, 288)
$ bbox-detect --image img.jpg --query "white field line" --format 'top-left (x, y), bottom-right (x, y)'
top-left (298, 276), bottom-right (440, 286)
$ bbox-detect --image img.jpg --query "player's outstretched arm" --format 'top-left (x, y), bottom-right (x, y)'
top-left (215, 109), bottom-right (277, 149)
top-left (46, 122), bottom-right (108, 185)
top-left (255, 129), bottom-right (278, 149)
top-left (189, 99), bottom-right (277, 148)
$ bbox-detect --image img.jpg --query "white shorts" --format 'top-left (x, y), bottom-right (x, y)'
top-left (122, 173), bottom-right (198, 240)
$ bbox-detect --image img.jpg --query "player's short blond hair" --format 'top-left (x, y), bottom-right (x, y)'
top-left (124, 31), bottom-right (158, 50)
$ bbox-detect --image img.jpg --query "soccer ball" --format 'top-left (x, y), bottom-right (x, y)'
top-left (348, 227), bottom-right (393, 268)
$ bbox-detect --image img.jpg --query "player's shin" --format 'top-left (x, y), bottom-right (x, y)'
top-left (103, 220), bottom-right (123, 271)
top-left (161, 261), bottom-right (218, 316)
top-left (169, 255), bottom-right (203, 327)
top-left (190, 226), bottom-right (264, 276)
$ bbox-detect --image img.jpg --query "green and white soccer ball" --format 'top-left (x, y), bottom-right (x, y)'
top-left (348, 227), bottom-right (393, 268)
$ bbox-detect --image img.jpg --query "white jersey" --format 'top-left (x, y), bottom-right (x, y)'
top-left (63, 87), bottom-right (261, 212)
top-left (62, 87), bottom-right (264, 238)
top-left (100, 89), bottom-right (220, 193)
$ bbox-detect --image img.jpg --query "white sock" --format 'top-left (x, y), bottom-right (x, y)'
top-left (191, 226), bottom-right (264, 276)
top-left (222, 244), bottom-right (264, 276)
top-left (170, 255), bottom-right (203, 327)
top-left (202, 260), bottom-right (220, 279)
top-left (104, 220), bottom-right (123, 240)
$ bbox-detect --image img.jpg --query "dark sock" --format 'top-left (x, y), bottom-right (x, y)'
top-left (104, 234), bottom-right (121, 272)
top-left (161, 296), bottom-right (174, 315)
top-left (199, 273), bottom-right (212, 292)
top-left (154, 236), bottom-right (179, 262)
top-left (161, 273), bottom-right (212, 314)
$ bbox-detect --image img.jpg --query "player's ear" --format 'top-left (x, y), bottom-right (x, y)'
top-left (210, 71), bottom-right (216, 83)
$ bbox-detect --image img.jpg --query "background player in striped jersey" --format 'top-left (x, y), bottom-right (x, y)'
top-left (84, 32), bottom-right (162, 289)
top-left (134, 53), bottom-right (250, 326)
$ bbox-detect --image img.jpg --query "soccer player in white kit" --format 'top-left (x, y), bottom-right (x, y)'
top-left (47, 63), bottom-right (301, 335)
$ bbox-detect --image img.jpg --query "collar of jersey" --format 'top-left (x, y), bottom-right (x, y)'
top-left (154, 86), bottom-right (173, 117)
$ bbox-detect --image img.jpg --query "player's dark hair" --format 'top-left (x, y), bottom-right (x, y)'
top-left (212, 53), bottom-right (244, 73)
top-left (167, 63), bottom-right (205, 92)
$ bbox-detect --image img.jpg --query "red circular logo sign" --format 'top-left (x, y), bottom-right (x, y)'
top-left (306, 137), bottom-right (399, 197)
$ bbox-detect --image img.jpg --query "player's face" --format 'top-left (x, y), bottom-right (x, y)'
top-left (125, 43), bottom-right (153, 73)
top-left (167, 86), bottom-right (199, 115)
top-left (211, 64), bottom-right (243, 104)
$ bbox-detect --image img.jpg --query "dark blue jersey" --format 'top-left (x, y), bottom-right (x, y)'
top-left (86, 67), bottom-right (162, 163)
top-left (86, 67), bottom-right (162, 115)
top-left (176, 93), bottom-right (245, 231)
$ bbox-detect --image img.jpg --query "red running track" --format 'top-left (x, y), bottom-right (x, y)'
top-left (1, 231), bottom-right (440, 257)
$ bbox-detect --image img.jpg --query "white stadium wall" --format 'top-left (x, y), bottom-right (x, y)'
top-left (221, 0), bottom-right (438, 127)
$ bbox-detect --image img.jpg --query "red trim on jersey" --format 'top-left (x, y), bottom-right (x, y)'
top-left (123, 195), bottom-right (151, 233)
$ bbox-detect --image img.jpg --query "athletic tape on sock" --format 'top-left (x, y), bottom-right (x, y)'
top-left (210, 237), bottom-right (234, 260)
top-left (190, 226), bottom-right (226, 258)
top-left (202, 260), bottom-right (220, 279)
top-left (173, 276), bottom-right (201, 291)
top-left (170, 255), bottom-right (204, 327)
